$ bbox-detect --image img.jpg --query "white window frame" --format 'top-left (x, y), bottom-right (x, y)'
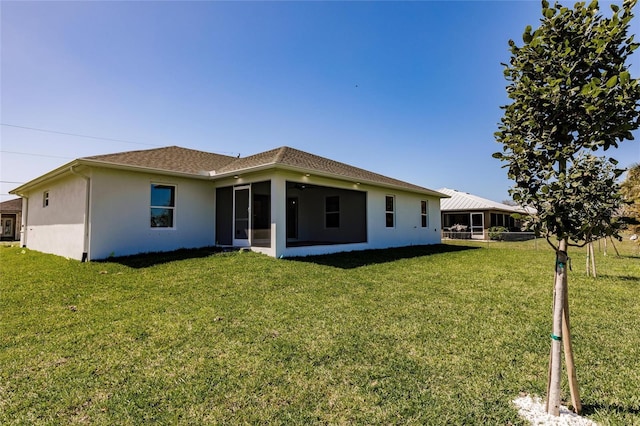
top-left (150, 183), bottom-right (176, 229)
top-left (43, 191), bottom-right (49, 208)
top-left (385, 195), bottom-right (395, 228)
top-left (421, 200), bottom-right (429, 228)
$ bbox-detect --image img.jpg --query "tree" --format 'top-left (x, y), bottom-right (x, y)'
top-left (570, 153), bottom-right (625, 276)
top-left (620, 163), bottom-right (640, 233)
top-left (494, 0), bottom-right (640, 416)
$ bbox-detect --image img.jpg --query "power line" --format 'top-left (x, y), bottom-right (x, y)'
top-left (1, 123), bottom-right (241, 157)
top-left (1, 150), bottom-right (74, 160)
top-left (1, 123), bottom-right (161, 147)
top-left (0, 180), bottom-right (25, 184)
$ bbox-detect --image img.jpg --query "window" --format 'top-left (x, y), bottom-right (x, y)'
top-left (491, 213), bottom-right (509, 228)
top-left (385, 195), bottom-right (395, 228)
top-left (150, 184), bottom-right (175, 228)
top-left (421, 200), bottom-right (428, 228)
top-left (43, 191), bottom-right (49, 208)
top-left (325, 196), bottom-right (340, 228)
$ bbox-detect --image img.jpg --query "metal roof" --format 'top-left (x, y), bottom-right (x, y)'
top-left (438, 188), bottom-right (528, 213)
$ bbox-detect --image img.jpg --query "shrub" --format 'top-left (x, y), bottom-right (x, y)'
top-left (488, 226), bottom-right (508, 241)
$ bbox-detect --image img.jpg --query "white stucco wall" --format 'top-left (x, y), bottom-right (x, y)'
top-left (18, 164), bottom-right (442, 261)
top-left (20, 174), bottom-right (87, 260)
top-left (366, 186), bottom-right (442, 249)
top-left (88, 168), bottom-right (216, 260)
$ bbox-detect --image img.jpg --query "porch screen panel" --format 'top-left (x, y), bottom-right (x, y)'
top-left (285, 181), bottom-right (366, 247)
top-left (251, 181), bottom-right (271, 248)
top-left (216, 187), bottom-right (233, 246)
top-left (235, 188), bottom-right (249, 240)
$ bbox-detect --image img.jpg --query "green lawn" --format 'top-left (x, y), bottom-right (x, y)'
top-left (1, 239), bottom-right (638, 425)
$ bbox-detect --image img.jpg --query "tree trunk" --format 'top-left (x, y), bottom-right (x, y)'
top-left (547, 239), bottom-right (568, 416)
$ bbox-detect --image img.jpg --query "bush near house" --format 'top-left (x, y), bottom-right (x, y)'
top-left (1, 240), bottom-right (638, 424)
top-left (488, 226), bottom-right (509, 241)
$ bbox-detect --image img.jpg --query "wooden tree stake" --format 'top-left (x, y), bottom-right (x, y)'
top-left (585, 243), bottom-right (590, 275)
top-left (590, 243), bottom-right (597, 278)
top-left (608, 236), bottom-right (620, 257)
top-left (562, 272), bottom-right (582, 414)
top-left (547, 243), bottom-right (568, 416)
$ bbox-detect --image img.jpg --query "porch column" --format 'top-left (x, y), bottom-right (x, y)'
top-left (271, 176), bottom-right (287, 258)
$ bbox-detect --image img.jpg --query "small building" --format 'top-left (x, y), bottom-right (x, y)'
top-left (438, 188), bottom-right (532, 240)
top-left (10, 146), bottom-right (447, 260)
top-left (0, 198), bottom-right (23, 241)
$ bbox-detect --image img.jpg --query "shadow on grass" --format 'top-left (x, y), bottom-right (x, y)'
top-left (597, 274), bottom-right (640, 283)
top-left (581, 403), bottom-right (640, 418)
top-left (615, 254), bottom-right (640, 259)
top-left (288, 244), bottom-right (480, 269)
top-left (99, 246), bottom-right (227, 268)
top-left (100, 244), bottom-right (480, 269)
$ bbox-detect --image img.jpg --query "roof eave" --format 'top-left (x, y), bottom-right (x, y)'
top-left (9, 158), bottom-right (213, 196)
top-left (10, 153), bottom-right (447, 199)
top-left (215, 162), bottom-right (447, 197)
top-left (9, 160), bottom-right (81, 195)
top-left (441, 206), bottom-right (525, 213)
top-left (77, 158), bottom-right (214, 180)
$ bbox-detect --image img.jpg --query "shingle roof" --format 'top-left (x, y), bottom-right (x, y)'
top-left (438, 188), bottom-right (525, 213)
top-left (0, 198), bottom-right (22, 212)
top-left (216, 146), bottom-right (442, 194)
top-left (81, 145), bottom-right (444, 196)
top-left (82, 146), bottom-right (237, 175)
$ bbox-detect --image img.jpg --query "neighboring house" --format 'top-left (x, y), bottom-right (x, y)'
top-left (0, 198), bottom-right (22, 241)
top-left (10, 146), bottom-right (447, 260)
top-left (438, 188), bottom-right (533, 240)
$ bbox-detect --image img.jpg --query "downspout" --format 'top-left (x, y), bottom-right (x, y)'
top-left (70, 166), bottom-right (91, 262)
top-left (15, 193), bottom-right (28, 248)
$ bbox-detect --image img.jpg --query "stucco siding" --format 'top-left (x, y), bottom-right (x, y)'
top-left (22, 174), bottom-right (87, 259)
top-left (88, 168), bottom-right (215, 259)
top-left (365, 187), bottom-right (441, 249)
top-left (15, 162), bottom-right (442, 260)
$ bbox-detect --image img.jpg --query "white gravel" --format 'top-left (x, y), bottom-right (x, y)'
top-left (513, 395), bottom-right (598, 426)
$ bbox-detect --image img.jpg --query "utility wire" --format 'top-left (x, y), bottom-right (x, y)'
top-left (1, 123), bottom-right (161, 147)
top-left (1, 123), bottom-right (241, 157)
top-left (0, 180), bottom-right (26, 184)
top-left (1, 150), bottom-right (74, 160)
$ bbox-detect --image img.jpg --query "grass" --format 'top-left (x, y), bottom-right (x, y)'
top-left (1, 238), bottom-right (638, 425)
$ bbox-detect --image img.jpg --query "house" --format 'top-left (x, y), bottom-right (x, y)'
top-left (438, 188), bottom-right (533, 240)
top-left (10, 146), bottom-right (447, 260)
top-left (0, 198), bottom-right (22, 241)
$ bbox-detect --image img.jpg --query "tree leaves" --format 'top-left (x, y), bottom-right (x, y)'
top-left (494, 0), bottom-right (640, 245)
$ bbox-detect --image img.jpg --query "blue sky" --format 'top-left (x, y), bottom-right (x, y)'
top-left (2, 0), bottom-right (639, 203)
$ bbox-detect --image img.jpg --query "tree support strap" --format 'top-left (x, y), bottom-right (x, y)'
top-left (556, 250), bottom-right (571, 271)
